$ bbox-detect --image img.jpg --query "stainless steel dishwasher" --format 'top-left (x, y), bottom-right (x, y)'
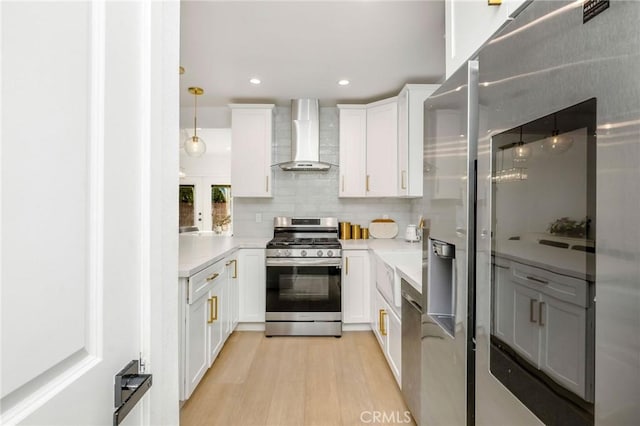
top-left (401, 277), bottom-right (424, 425)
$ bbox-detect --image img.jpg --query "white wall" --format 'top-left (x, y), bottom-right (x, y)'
top-left (180, 128), bottom-right (231, 182)
top-left (445, 0), bottom-right (528, 78)
top-left (180, 106), bottom-right (230, 129)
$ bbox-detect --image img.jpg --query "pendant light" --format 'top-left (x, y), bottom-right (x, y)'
top-left (512, 126), bottom-right (531, 163)
top-left (183, 87), bottom-right (206, 157)
top-left (542, 113), bottom-right (573, 154)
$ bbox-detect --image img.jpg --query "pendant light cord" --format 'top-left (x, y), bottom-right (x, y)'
top-left (193, 93), bottom-right (198, 139)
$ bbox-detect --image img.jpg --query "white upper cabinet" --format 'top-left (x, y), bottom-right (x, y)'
top-left (338, 106), bottom-right (367, 197)
top-left (397, 84), bottom-right (440, 197)
top-left (366, 98), bottom-right (398, 197)
top-left (230, 104), bottom-right (274, 197)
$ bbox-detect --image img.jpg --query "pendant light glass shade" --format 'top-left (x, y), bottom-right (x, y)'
top-left (541, 114), bottom-right (573, 154)
top-left (184, 135), bottom-right (206, 156)
top-left (513, 142), bottom-right (531, 162)
top-left (541, 131), bottom-right (573, 153)
top-left (512, 126), bottom-right (531, 163)
top-left (184, 87), bottom-right (206, 157)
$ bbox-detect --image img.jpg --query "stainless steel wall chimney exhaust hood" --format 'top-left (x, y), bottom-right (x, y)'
top-left (279, 99), bottom-right (332, 171)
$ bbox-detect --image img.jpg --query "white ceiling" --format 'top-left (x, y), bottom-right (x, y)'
top-left (179, 0), bottom-right (446, 110)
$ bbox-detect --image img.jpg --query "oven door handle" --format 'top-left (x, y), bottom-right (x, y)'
top-left (266, 258), bottom-right (342, 267)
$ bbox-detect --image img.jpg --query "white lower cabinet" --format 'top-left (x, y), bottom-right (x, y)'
top-left (238, 248), bottom-right (266, 322)
top-left (372, 289), bottom-right (401, 386)
top-left (184, 291), bottom-right (209, 400)
top-left (539, 293), bottom-right (587, 396)
top-left (226, 255), bottom-right (239, 330)
top-left (386, 307), bottom-right (402, 383)
top-left (207, 272), bottom-right (227, 366)
top-left (512, 283), bottom-right (540, 362)
top-left (492, 261), bottom-right (514, 344)
top-left (342, 250), bottom-right (370, 324)
top-left (493, 257), bottom-right (590, 399)
top-left (181, 256), bottom-right (232, 400)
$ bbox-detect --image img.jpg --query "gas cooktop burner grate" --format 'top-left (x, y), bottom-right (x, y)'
top-left (267, 238), bottom-right (340, 247)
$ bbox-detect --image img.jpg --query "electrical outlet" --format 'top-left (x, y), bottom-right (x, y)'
top-left (255, 213), bottom-right (262, 223)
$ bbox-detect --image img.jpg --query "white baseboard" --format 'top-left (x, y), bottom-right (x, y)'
top-left (342, 323), bottom-right (373, 332)
top-left (235, 323), bottom-right (372, 332)
top-left (235, 322), bottom-right (265, 331)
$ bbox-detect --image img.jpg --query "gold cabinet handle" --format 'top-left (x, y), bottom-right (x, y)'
top-left (538, 301), bottom-right (545, 327)
top-left (208, 297), bottom-right (215, 323)
top-left (212, 295), bottom-right (218, 321)
top-left (529, 299), bottom-right (538, 323)
top-left (345, 257), bottom-right (349, 275)
top-left (379, 309), bottom-right (387, 336)
top-left (401, 170), bottom-right (407, 189)
top-left (266, 175), bottom-right (269, 193)
top-left (366, 175), bottom-right (370, 192)
top-left (225, 259), bottom-right (238, 278)
top-left (206, 272), bottom-right (219, 282)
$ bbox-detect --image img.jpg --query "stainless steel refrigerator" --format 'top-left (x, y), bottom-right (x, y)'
top-left (420, 1), bottom-right (640, 425)
top-left (475, 1), bottom-right (639, 425)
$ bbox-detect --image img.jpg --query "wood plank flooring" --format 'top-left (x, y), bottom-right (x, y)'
top-left (180, 331), bottom-right (414, 426)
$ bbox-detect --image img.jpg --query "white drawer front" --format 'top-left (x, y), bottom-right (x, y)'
top-left (511, 261), bottom-right (588, 307)
top-left (188, 260), bottom-right (225, 304)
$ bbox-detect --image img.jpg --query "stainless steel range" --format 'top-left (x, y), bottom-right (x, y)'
top-left (265, 217), bottom-right (342, 336)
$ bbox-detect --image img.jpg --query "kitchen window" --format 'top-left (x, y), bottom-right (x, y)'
top-left (211, 185), bottom-right (232, 234)
top-left (179, 185), bottom-right (196, 227)
top-left (179, 178), bottom-right (232, 234)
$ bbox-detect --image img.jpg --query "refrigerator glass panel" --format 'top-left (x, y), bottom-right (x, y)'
top-left (490, 99), bottom-right (596, 425)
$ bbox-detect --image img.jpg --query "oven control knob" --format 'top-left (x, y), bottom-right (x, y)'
top-left (301, 250), bottom-right (307, 257)
top-left (285, 249), bottom-right (292, 256)
top-left (275, 250), bottom-right (281, 257)
top-left (327, 250), bottom-right (333, 257)
top-left (317, 250), bottom-right (323, 257)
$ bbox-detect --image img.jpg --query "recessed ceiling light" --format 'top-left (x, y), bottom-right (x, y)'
top-left (249, 78), bottom-right (261, 85)
top-left (338, 79), bottom-right (350, 86)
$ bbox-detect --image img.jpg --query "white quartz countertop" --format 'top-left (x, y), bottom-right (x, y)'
top-left (179, 234), bottom-right (269, 278)
top-left (340, 238), bottom-right (422, 251)
top-left (494, 240), bottom-right (594, 281)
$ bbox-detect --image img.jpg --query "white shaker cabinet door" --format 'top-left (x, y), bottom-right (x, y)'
top-left (185, 293), bottom-right (210, 400)
top-left (230, 105), bottom-right (274, 197)
top-left (493, 262), bottom-right (515, 345)
top-left (366, 99), bottom-right (398, 197)
top-left (208, 275), bottom-right (227, 366)
top-left (373, 290), bottom-right (390, 350)
top-left (397, 84), bottom-right (439, 197)
top-left (238, 249), bottom-right (266, 323)
top-left (540, 294), bottom-right (587, 399)
top-left (342, 250), bottom-right (370, 323)
top-left (227, 256), bottom-right (240, 331)
top-left (338, 106), bottom-right (367, 197)
top-left (386, 307), bottom-right (402, 386)
top-left (512, 284), bottom-right (541, 365)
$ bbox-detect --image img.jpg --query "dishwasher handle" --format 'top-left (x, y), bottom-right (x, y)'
top-left (402, 291), bottom-right (423, 312)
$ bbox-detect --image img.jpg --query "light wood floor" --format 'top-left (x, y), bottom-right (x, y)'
top-left (180, 331), bottom-right (414, 426)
